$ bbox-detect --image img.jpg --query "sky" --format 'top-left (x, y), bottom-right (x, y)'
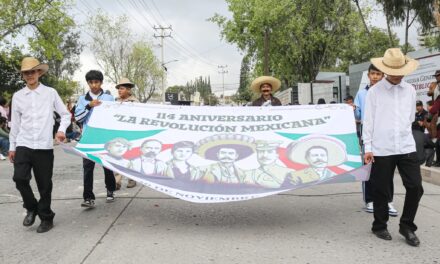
top-left (70, 0), bottom-right (422, 97)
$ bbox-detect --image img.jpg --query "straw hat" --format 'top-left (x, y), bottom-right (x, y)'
top-left (370, 48), bottom-right (419, 76)
top-left (196, 134), bottom-right (255, 161)
top-left (20, 57), bottom-right (49, 75)
top-left (250, 76), bottom-right (281, 93)
top-left (115, 77), bottom-right (135, 89)
top-left (286, 135), bottom-right (347, 166)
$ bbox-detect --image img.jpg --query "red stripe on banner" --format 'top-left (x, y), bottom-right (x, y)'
top-left (123, 144), bottom-right (174, 159)
top-left (277, 148), bottom-right (308, 170)
top-left (328, 166), bottom-right (347, 174)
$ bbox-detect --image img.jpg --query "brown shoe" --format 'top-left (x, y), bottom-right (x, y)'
top-left (127, 179), bottom-right (137, 188)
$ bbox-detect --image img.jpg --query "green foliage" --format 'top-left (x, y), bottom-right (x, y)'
top-left (41, 75), bottom-right (78, 101)
top-left (211, 0), bottom-right (360, 84)
top-left (376, 0), bottom-right (439, 53)
top-left (166, 76), bottom-right (213, 104)
top-left (0, 47), bottom-right (23, 97)
top-left (87, 11), bottom-right (164, 102)
top-left (0, 0), bottom-right (75, 60)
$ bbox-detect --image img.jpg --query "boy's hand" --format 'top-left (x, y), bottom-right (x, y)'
top-left (89, 100), bottom-right (102, 108)
top-left (364, 152), bottom-right (374, 164)
top-left (8, 151), bottom-right (15, 163)
top-left (55, 132), bottom-right (66, 143)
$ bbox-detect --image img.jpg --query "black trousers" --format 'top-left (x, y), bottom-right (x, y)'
top-left (370, 153), bottom-right (424, 232)
top-left (82, 158), bottom-right (115, 200)
top-left (13, 147), bottom-right (55, 221)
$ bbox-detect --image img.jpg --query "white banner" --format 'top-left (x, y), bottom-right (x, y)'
top-left (64, 102), bottom-right (370, 203)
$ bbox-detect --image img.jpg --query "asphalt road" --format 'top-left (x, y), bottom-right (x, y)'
top-left (1, 144), bottom-right (439, 264)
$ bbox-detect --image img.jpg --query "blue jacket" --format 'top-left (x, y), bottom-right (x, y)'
top-left (354, 85), bottom-right (369, 122)
top-left (75, 90), bottom-right (114, 126)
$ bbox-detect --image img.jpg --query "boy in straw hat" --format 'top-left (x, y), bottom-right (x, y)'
top-left (363, 48), bottom-right (424, 246)
top-left (9, 57), bottom-right (71, 233)
top-left (250, 76), bottom-right (282, 106)
top-left (114, 77), bottom-right (139, 189)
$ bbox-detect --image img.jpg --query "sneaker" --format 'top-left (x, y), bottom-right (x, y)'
top-left (388, 202), bottom-right (398, 217)
top-left (364, 202), bottom-right (374, 213)
top-left (106, 190), bottom-right (115, 203)
top-left (0, 154), bottom-right (6, 160)
top-left (81, 199), bottom-right (95, 208)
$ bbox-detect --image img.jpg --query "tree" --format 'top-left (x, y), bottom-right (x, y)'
top-left (87, 11), bottom-right (164, 102)
top-left (0, 47), bottom-right (24, 99)
top-left (377, 0), bottom-right (439, 54)
top-left (0, 0), bottom-right (75, 60)
top-left (211, 0), bottom-right (359, 85)
top-left (235, 55), bottom-right (253, 103)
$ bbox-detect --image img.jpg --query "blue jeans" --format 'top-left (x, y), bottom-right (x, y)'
top-left (0, 137), bottom-right (9, 155)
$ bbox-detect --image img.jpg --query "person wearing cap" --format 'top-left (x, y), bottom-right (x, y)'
top-left (427, 70), bottom-right (440, 100)
top-left (115, 77), bottom-right (139, 189)
top-left (243, 140), bottom-right (293, 188)
top-left (75, 70), bottom-right (116, 209)
top-left (250, 76), bottom-right (282, 106)
top-left (8, 57), bottom-right (71, 233)
top-left (363, 48), bottom-right (424, 246)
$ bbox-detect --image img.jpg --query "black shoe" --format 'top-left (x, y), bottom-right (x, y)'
top-left (23, 210), bottom-right (37, 226)
top-left (399, 228), bottom-right (420, 247)
top-left (373, 229), bottom-right (392, 240)
top-left (37, 220), bottom-right (54, 233)
top-left (433, 162), bottom-right (440, 167)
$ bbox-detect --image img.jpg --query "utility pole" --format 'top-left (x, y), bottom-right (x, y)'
top-left (218, 65), bottom-right (228, 105)
top-left (154, 25), bottom-right (172, 103)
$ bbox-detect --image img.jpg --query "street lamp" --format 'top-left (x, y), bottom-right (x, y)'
top-left (161, 59), bottom-right (179, 103)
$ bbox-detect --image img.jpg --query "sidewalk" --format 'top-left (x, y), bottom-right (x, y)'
top-left (0, 145), bottom-right (439, 264)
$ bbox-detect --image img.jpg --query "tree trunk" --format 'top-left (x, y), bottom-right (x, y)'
top-left (385, 14), bottom-right (395, 47)
top-left (354, 0), bottom-right (371, 36)
top-left (264, 27), bottom-right (270, 75)
top-left (404, 4), bottom-right (410, 54)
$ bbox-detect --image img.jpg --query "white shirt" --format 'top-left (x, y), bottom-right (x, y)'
top-left (9, 83), bottom-right (71, 151)
top-left (362, 78), bottom-right (416, 156)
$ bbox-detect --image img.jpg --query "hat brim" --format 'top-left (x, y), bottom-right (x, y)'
top-left (20, 63), bottom-right (49, 75)
top-left (287, 136), bottom-right (347, 166)
top-left (250, 76), bottom-right (281, 93)
top-left (197, 140), bottom-right (256, 161)
top-left (370, 57), bottom-right (419, 76)
top-left (116, 83), bottom-right (135, 89)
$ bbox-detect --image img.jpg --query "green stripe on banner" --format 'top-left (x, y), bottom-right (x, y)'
top-left (75, 147), bottom-right (105, 152)
top-left (87, 154), bottom-right (102, 165)
top-left (80, 127), bottom-right (165, 145)
top-left (276, 132), bottom-right (360, 156)
top-left (344, 161), bottom-right (363, 168)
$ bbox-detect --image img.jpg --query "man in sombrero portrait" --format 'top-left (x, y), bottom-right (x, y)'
top-left (197, 134), bottom-right (255, 184)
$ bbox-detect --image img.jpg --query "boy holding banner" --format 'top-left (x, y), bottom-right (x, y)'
top-left (9, 57), bottom-right (70, 233)
top-left (75, 70), bottom-right (116, 208)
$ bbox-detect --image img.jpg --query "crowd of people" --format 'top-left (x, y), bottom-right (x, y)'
top-left (1, 48), bottom-right (434, 247)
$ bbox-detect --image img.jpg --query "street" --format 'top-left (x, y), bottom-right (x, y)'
top-left (0, 144), bottom-right (439, 264)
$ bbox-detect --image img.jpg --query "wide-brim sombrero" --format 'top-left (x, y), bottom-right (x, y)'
top-left (250, 76), bottom-right (281, 93)
top-left (196, 134), bottom-right (255, 161)
top-left (370, 48), bottom-right (419, 76)
top-left (286, 135), bottom-right (347, 166)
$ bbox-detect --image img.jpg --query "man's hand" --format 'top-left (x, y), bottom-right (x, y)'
top-left (8, 151), bottom-right (15, 163)
top-left (364, 152), bottom-right (374, 164)
top-left (89, 100), bottom-right (102, 108)
top-left (55, 131), bottom-right (66, 143)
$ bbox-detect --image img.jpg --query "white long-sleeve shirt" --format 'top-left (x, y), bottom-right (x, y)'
top-left (9, 83), bottom-right (71, 151)
top-left (362, 78), bottom-right (416, 156)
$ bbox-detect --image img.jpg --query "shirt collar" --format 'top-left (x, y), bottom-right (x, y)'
top-left (383, 78), bottom-right (402, 90)
top-left (24, 83), bottom-right (43, 95)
